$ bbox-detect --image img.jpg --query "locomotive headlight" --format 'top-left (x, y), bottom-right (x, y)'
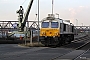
top-left (42, 32), bottom-right (46, 35)
top-left (54, 32), bottom-right (59, 36)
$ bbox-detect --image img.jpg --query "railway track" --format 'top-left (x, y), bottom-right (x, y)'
top-left (0, 35), bottom-right (90, 60)
top-left (60, 35), bottom-right (90, 49)
top-left (51, 35), bottom-right (90, 60)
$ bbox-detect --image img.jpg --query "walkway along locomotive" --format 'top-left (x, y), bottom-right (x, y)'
top-left (39, 14), bottom-right (74, 46)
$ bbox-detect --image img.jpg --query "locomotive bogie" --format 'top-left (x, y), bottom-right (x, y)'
top-left (40, 34), bottom-right (74, 46)
top-left (40, 36), bottom-right (59, 46)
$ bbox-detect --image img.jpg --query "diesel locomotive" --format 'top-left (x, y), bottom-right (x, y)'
top-left (39, 14), bottom-right (74, 46)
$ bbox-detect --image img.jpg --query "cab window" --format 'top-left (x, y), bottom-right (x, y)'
top-left (42, 22), bottom-right (49, 28)
top-left (51, 22), bottom-right (58, 28)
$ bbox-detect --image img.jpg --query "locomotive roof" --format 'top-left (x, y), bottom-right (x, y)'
top-left (41, 17), bottom-right (74, 26)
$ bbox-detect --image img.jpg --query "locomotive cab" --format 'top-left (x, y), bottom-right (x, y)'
top-left (40, 14), bottom-right (61, 46)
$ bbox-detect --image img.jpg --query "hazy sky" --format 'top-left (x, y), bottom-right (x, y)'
top-left (0, 0), bottom-right (90, 26)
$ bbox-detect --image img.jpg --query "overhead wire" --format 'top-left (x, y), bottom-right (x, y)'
top-left (35, 0), bottom-right (38, 20)
top-left (21, 0), bottom-right (27, 5)
top-left (21, 0), bottom-right (38, 20)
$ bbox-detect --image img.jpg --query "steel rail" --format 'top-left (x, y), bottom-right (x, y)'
top-left (52, 35), bottom-right (90, 60)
